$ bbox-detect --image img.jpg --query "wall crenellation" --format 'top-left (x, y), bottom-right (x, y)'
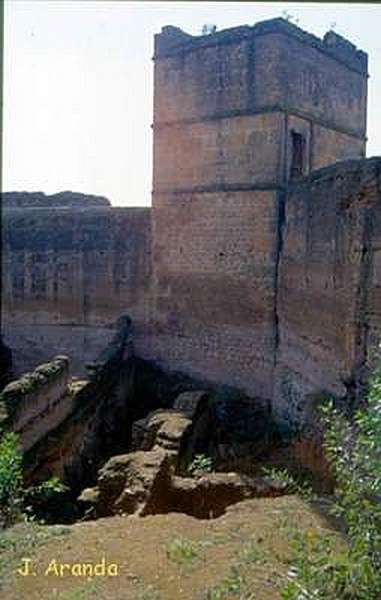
top-left (155, 18), bottom-right (367, 75)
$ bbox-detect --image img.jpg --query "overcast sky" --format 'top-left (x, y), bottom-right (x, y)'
top-left (3, 1), bottom-right (381, 206)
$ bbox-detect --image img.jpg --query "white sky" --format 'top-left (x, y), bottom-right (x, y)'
top-left (3, 1), bottom-right (381, 206)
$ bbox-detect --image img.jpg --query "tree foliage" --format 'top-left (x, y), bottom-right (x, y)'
top-left (283, 362), bottom-right (381, 599)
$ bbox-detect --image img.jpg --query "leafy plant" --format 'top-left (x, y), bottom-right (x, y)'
top-left (0, 432), bottom-right (23, 527)
top-left (24, 477), bottom-right (67, 505)
top-left (188, 453), bottom-right (213, 478)
top-left (281, 360), bottom-right (381, 599)
top-left (166, 538), bottom-right (201, 568)
top-left (207, 565), bottom-right (250, 599)
top-left (0, 430), bottom-right (67, 528)
top-left (261, 466), bottom-right (313, 499)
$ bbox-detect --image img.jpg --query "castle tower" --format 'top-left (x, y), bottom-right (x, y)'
top-left (149, 19), bottom-right (368, 400)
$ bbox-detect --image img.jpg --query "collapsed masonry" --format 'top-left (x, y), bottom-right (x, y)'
top-left (1, 316), bottom-right (292, 519)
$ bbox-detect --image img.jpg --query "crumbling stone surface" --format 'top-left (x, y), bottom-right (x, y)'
top-left (166, 473), bottom-right (288, 519)
top-left (0, 355), bottom-right (71, 451)
top-left (132, 409), bottom-right (191, 454)
top-left (2, 207), bottom-right (151, 377)
top-left (173, 390), bottom-right (208, 418)
top-left (78, 386), bottom-right (285, 520)
top-left (273, 158), bottom-right (381, 426)
top-left (78, 459), bottom-right (287, 520)
top-left (78, 449), bottom-right (171, 517)
top-left (130, 389), bottom-right (212, 473)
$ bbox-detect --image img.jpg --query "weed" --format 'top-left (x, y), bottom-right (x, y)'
top-left (138, 586), bottom-right (161, 600)
top-left (207, 566), bottom-right (246, 598)
top-left (166, 538), bottom-right (201, 569)
top-left (239, 537), bottom-right (264, 565)
top-left (261, 466), bottom-right (313, 499)
top-left (188, 454), bottom-right (213, 478)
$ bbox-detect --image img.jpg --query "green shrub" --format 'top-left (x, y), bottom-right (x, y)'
top-left (188, 454), bottom-right (213, 478)
top-left (0, 432), bottom-right (23, 527)
top-left (261, 466), bottom-right (313, 499)
top-left (0, 431), bottom-right (67, 528)
top-left (166, 538), bottom-right (201, 568)
top-left (282, 361), bottom-right (381, 599)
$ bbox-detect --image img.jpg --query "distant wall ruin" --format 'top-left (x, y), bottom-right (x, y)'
top-left (2, 207), bottom-right (151, 376)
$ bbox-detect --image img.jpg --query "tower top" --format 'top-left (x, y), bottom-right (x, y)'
top-left (154, 17), bottom-right (367, 76)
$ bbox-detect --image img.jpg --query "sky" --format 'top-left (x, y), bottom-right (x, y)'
top-left (3, 1), bottom-right (381, 207)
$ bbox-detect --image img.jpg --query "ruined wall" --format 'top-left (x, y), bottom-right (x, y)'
top-left (2, 207), bottom-right (151, 376)
top-left (0, 316), bottom-right (135, 488)
top-left (273, 158), bottom-right (381, 425)
top-left (0, 355), bottom-right (72, 452)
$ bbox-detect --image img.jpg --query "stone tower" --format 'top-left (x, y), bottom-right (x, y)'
top-left (149, 18), bottom-right (368, 402)
top-left (152, 18), bottom-right (367, 198)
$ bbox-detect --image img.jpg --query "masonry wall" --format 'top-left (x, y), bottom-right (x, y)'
top-left (0, 355), bottom-right (71, 452)
top-left (2, 208), bottom-right (151, 376)
top-left (255, 29), bottom-right (367, 136)
top-left (145, 190), bottom-right (281, 400)
top-left (273, 158), bottom-right (381, 425)
top-left (154, 113), bottom-right (285, 192)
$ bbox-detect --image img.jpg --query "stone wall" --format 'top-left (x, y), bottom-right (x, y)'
top-left (273, 158), bottom-right (381, 425)
top-left (153, 112), bottom-right (285, 191)
top-left (146, 189), bottom-right (281, 400)
top-left (2, 207), bottom-right (151, 376)
top-left (0, 355), bottom-right (72, 452)
top-left (1, 315), bottom-right (135, 489)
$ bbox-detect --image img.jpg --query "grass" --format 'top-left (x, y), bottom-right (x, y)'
top-left (239, 537), bottom-right (265, 566)
top-left (166, 537), bottom-right (202, 570)
top-left (0, 520), bottom-right (71, 592)
top-left (48, 582), bottom-right (162, 600)
top-left (206, 566), bottom-right (249, 599)
top-left (205, 534), bottom-right (270, 599)
top-left (137, 586), bottom-right (161, 600)
top-left (50, 580), bottom-right (100, 600)
top-left (0, 495), bottom-right (346, 600)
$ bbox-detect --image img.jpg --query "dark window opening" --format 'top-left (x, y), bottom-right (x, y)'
top-left (290, 131), bottom-right (305, 179)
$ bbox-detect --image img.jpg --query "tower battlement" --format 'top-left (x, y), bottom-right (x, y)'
top-left (155, 18), bottom-right (367, 76)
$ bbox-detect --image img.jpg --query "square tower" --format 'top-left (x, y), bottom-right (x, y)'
top-left (149, 19), bottom-right (368, 400)
top-left (153, 18), bottom-right (368, 200)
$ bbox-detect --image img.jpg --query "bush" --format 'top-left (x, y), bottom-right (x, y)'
top-left (282, 362), bottom-right (381, 599)
top-left (261, 466), bottom-right (313, 499)
top-left (0, 431), bottom-right (67, 528)
top-left (0, 432), bottom-right (23, 527)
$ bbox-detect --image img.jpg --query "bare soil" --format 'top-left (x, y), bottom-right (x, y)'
top-left (0, 495), bottom-right (341, 600)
